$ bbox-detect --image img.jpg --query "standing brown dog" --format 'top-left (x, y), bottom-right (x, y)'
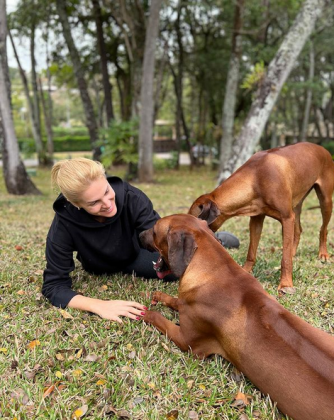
top-left (139, 214), bottom-right (334, 420)
top-left (188, 142), bottom-right (334, 293)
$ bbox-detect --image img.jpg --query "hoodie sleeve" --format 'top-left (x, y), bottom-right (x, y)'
top-left (126, 187), bottom-right (160, 242)
top-left (42, 236), bottom-right (78, 308)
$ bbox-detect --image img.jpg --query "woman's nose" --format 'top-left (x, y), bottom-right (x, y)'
top-left (102, 197), bottom-right (110, 208)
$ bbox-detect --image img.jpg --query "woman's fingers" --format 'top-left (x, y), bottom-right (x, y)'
top-left (97, 300), bottom-right (148, 322)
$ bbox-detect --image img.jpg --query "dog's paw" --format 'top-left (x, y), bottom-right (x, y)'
top-left (143, 309), bottom-right (160, 324)
top-left (319, 252), bottom-right (330, 262)
top-left (278, 286), bottom-right (296, 295)
top-left (151, 291), bottom-right (163, 304)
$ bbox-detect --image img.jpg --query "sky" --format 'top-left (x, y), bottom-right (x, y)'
top-left (6, 0), bottom-right (45, 71)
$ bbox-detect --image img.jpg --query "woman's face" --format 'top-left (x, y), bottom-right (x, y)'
top-left (77, 178), bottom-right (117, 218)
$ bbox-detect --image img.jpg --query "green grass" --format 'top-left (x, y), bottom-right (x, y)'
top-left (0, 162), bottom-right (333, 419)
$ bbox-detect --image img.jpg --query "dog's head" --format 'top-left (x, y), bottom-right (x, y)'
top-left (188, 194), bottom-right (221, 230)
top-left (139, 214), bottom-right (213, 278)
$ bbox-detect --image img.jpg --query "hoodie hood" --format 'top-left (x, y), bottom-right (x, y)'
top-left (53, 176), bottom-right (125, 228)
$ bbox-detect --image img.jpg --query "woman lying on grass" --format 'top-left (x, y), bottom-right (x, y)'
top-left (42, 158), bottom-right (239, 323)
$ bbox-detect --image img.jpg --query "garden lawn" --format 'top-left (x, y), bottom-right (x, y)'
top-left (0, 163), bottom-right (333, 420)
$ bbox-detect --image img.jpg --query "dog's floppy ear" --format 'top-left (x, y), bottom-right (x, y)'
top-left (167, 229), bottom-right (197, 277)
top-left (198, 199), bottom-right (220, 225)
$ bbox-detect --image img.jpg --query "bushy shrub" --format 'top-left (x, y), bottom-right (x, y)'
top-left (99, 119), bottom-right (139, 179)
top-left (18, 136), bottom-right (91, 154)
top-left (322, 141), bottom-right (334, 157)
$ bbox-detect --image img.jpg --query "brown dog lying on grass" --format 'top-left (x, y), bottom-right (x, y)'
top-left (140, 214), bottom-right (334, 420)
top-left (188, 142), bottom-right (334, 293)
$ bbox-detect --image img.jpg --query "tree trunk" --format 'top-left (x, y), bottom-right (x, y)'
top-left (219, 0), bottom-right (245, 180)
top-left (56, 0), bottom-right (100, 160)
top-left (138, 0), bottom-right (163, 182)
top-left (30, 22), bottom-right (45, 164)
top-left (92, 0), bottom-right (114, 126)
top-left (218, 0), bottom-right (327, 182)
top-left (9, 31), bottom-right (42, 159)
top-left (300, 41), bottom-right (314, 142)
top-left (116, 68), bottom-right (132, 121)
top-left (153, 40), bottom-right (168, 122)
top-left (44, 25), bottom-right (54, 157)
top-left (0, 0), bottom-right (41, 195)
top-left (38, 76), bottom-right (54, 160)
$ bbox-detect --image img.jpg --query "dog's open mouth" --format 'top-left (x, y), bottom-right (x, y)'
top-left (153, 256), bottom-right (172, 279)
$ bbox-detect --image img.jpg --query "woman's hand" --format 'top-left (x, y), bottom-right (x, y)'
top-left (94, 299), bottom-right (147, 323)
top-left (67, 295), bottom-right (147, 323)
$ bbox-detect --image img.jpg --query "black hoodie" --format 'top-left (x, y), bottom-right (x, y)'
top-left (42, 176), bottom-right (160, 308)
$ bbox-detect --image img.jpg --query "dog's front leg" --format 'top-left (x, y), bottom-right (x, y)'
top-left (143, 310), bottom-right (189, 351)
top-left (152, 291), bottom-right (179, 311)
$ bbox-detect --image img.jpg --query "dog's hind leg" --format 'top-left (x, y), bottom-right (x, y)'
top-left (314, 182), bottom-right (333, 261)
top-left (293, 200), bottom-right (304, 257)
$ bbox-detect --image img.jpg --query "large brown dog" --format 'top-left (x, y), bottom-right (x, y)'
top-left (188, 142), bottom-right (334, 293)
top-left (139, 214), bottom-right (334, 420)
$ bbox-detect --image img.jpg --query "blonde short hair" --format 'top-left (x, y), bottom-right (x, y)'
top-left (51, 158), bottom-right (106, 204)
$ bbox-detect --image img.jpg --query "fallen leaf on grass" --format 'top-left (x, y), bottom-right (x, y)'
top-left (42, 384), bottom-right (56, 399)
top-left (27, 340), bottom-right (40, 350)
top-left (59, 309), bottom-right (74, 320)
top-left (231, 391), bottom-right (252, 408)
top-left (11, 360), bottom-right (19, 369)
top-left (117, 409), bottom-right (131, 418)
top-left (153, 390), bottom-right (162, 399)
top-left (10, 388), bottom-right (30, 405)
top-left (132, 396), bottom-right (144, 405)
top-left (84, 354), bottom-right (99, 362)
top-left (73, 369), bottom-right (83, 378)
top-left (128, 350), bottom-right (136, 359)
top-left (72, 404), bottom-right (88, 419)
top-left (104, 405), bottom-right (117, 416)
top-left (166, 409), bottom-right (179, 420)
top-left (96, 379), bottom-right (107, 386)
top-left (56, 352), bottom-right (65, 361)
top-left (0, 347), bottom-right (8, 354)
top-left (24, 370), bottom-right (37, 381)
top-left (147, 382), bottom-right (156, 390)
top-left (161, 342), bottom-right (170, 352)
top-left (239, 414), bottom-right (249, 420)
top-left (46, 327), bottom-right (57, 335)
top-left (75, 348), bottom-right (83, 359)
top-left (96, 338), bottom-right (109, 349)
top-left (231, 366), bottom-right (242, 382)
